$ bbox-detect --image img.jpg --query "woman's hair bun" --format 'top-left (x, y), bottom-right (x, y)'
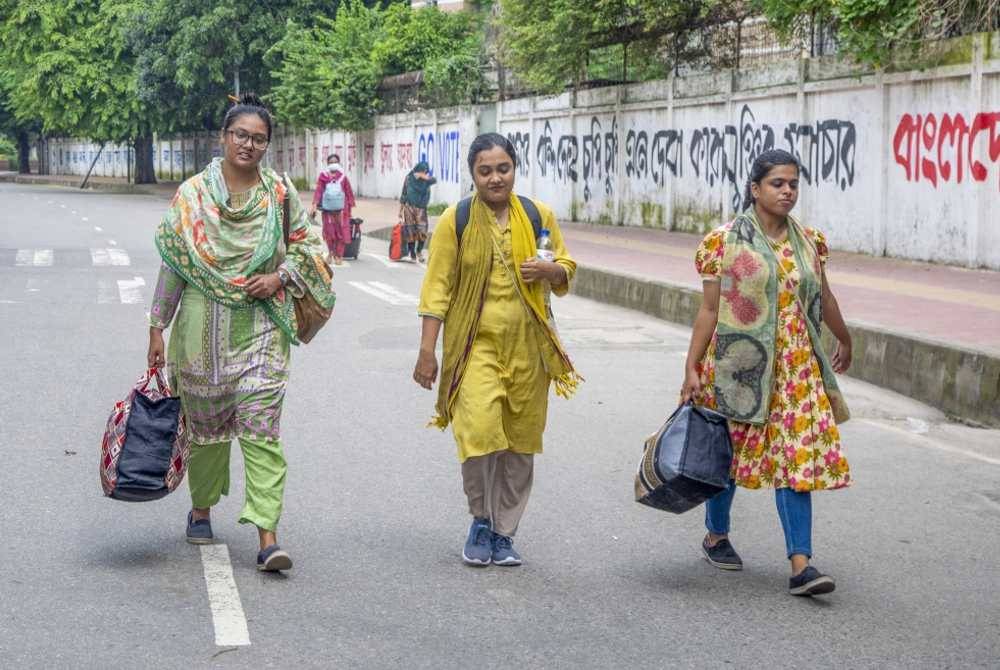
top-left (236, 91), bottom-right (267, 109)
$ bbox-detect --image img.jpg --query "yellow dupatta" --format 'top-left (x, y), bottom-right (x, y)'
top-left (429, 194), bottom-right (582, 429)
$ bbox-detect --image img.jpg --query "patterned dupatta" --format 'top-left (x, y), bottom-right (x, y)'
top-left (714, 210), bottom-right (849, 425)
top-left (155, 158), bottom-right (334, 344)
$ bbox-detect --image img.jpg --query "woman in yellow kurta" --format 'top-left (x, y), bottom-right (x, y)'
top-left (413, 133), bottom-right (580, 567)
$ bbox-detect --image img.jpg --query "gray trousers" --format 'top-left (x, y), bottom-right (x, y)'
top-left (461, 451), bottom-right (535, 537)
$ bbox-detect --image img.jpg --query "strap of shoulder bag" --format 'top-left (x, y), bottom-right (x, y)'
top-left (281, 175), bottom-right (290, 247)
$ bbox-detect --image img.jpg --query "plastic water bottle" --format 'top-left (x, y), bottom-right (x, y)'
top-left (536, 229), bottom-right (555, 262)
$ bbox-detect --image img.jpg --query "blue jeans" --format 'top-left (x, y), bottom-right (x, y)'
top-left (704, 480), bottom-right (813, 558)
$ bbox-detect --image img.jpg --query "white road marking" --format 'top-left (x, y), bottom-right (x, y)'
top-left (59, 204), bottom-right (66, 209)
top-left (94, 226), bottom-right (103, 232)
top-left (368, 281), bottom-right (419, 304)
top-left (363, 252), bottom-right (404, 269)
top-left (348, 280), bottom-right (416, 306)
top-left (97, 279), bottom-right (116, 304)
top-left (91, 248), bottom-right (131, 266)
top-left (117, 276), bottom-right (146, 304)
top-left (0, 299), bottom-right (22, 304)
top-left (15, 249), bottom-right (54, 266)
top-left (859, 419), bottom-right (1000, 466)
top-left (82, 216), bottom-right (89, 222)
top-left (108, 239), bottom-right (118, 247)
top-left (199, 544), bottom-right (251, 647)
top-left (71, 210), bottom-right (77, 215)
top-left (25, 278), bottom-right (41, 292)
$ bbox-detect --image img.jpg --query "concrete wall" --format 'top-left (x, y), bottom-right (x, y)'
top-left (494, 33), bottom-right (1000, 270)
top-left (42, 32), bottom-right (1000, 268)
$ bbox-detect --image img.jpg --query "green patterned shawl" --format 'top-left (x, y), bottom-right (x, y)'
top-left (155, 158), bottom-right (335, 344)
top-left (714, 210), bottom-right (849, 425)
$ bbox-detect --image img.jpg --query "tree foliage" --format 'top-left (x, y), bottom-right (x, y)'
top-left (497, 0), bottom-right (749, 93)
top-left (126, 0), bottom-right (345, 133)
top-left (0, 0), bottom-right (154, 142)
top-left (758, 0), bottom-right (998, 66)
top-left (268, 0), bottom-right (484, 129)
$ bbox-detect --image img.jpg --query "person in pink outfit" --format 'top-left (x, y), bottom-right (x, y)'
top-left (309, 153), bottom-right (356, 265)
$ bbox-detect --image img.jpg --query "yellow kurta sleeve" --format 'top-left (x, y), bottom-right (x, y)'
top-left (536, 202), bottom-right (576, 297)
top-left (418, 205), bottom-right (458, 320)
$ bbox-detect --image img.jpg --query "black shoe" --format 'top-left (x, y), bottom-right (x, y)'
top-left (789, 566), bottom-right (836, 596)
top-left (701, 537), bottom-right (743, 571)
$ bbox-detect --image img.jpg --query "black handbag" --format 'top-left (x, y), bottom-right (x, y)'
top-left (634, 402), bottom-right (733, 513)
top-left (101, 367), bottom-right (189, 502)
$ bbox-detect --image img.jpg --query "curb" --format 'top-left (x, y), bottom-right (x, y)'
top-left (367, 226), bottom-right (999, 428)
top-left (0, 173), bottom-right (167, 195)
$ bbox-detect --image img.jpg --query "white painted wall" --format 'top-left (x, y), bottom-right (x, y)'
top-left (43, 33), bottom-right (1000, 268)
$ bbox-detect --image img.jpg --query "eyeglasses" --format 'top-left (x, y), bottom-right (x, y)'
top-left (227, 129), bottom-right (269, 150)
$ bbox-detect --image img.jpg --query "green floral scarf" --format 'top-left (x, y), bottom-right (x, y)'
top-left (714, 210), bottom-right (849, 425)
top-left (155, 158), bottom-right (335, 344)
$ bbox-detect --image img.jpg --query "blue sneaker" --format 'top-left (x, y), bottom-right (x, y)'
top-left (185, 511), bottom-right (213, 545)
top-left (491, 533), bottom-right (522, 566)
top-left (257, 544), bottom-right (293, 572)
top-left (462, 517), bottom-right (493, 566)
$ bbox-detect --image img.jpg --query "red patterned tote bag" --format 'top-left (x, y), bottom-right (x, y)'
top-left (100, 367), bottom-right (190, 502)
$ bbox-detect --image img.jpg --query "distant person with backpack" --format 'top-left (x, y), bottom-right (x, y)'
top-left (310, 153), bottom-right (355, 266)
top-left (399, 161), bottom-right (436, 262)
top-left (412, 133), bottom-right (581, 568)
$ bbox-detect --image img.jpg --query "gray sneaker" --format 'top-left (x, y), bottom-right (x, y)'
top-left (462, 517), bottom-right (493, 566)
top-left (701, 537), bottom-right (743, 570)
top-left (186, 511), bottom-right (213, 545)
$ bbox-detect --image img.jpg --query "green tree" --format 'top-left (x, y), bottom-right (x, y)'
top-left (268, 1), bottom-right (385, 131)
top-left (0, 0), bottom-right (163, 181)
top-left (496, 0), bottom-right (746, 93)
top-left (374, 3), bottom-right (486, 105)
top-left (756, 0), bottom-right (999, 67)
top-left (126, 0), bottom-right (347, 136)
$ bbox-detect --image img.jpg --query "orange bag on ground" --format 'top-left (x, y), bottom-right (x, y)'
top-left (389, 222), bottom-right (403, 261)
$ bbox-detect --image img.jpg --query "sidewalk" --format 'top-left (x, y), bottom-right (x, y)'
top-left (355, 196), bottom-right (1000, 428)
top-left (5, 173), bottom-right (996, 426)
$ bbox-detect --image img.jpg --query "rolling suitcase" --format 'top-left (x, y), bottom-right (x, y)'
top-left (344, 217), bottom-right (362, 260)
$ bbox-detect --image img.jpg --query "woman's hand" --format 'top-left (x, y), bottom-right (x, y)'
top-left (520, 259), bottom-right (563, 284)
top-left (679, 366), bottom-right (702, 405)
top-left (413, 348), bottom-right (438, 390)
top-left (245, 273), bottom-right (282, 299)
top-left (308, 204), bottom-right (317, 219)
top-left (832, 338), bottom-right (852, 373)
top-left (148, 328), bottom-right (165, 369)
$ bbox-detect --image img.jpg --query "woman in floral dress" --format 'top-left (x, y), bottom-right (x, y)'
top-left (680, 149), bottom-right (853, 596)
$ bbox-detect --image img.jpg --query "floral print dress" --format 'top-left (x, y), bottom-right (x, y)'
top-left (693, 226), bottom-right (851, 492)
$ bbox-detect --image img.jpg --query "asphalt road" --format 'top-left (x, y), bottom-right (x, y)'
top-left (1, 183), bottom-right (998, 669)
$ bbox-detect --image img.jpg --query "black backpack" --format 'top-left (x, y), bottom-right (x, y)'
top-left (455, 195), bottom-right (542, 245)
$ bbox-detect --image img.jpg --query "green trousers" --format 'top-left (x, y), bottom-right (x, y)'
top-left (187, 436), bottom-right (287, 532)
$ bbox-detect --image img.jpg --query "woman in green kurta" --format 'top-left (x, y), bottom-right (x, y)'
top-left (413, 133), bottom-right (580, 567)
top-left (146, 94), bottom-right (335, 573)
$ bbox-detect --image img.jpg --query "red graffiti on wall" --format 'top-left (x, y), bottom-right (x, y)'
top-left (348, 145), bottom-right (356, 171)
top-left (298, 146), bottom-right (306, 164)
top-left (380, 143), bottom-right (394, 174)
top-left (322, 145), bottom-right (329, 161)
top-left (334, 145), bottom-right (343, 159)
top-left (397, 143), bottom-right (413, 170)
top-left (893, 112), bottom-right (1000, 188)
top-left (363, 144), bottom-right (375, 172)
